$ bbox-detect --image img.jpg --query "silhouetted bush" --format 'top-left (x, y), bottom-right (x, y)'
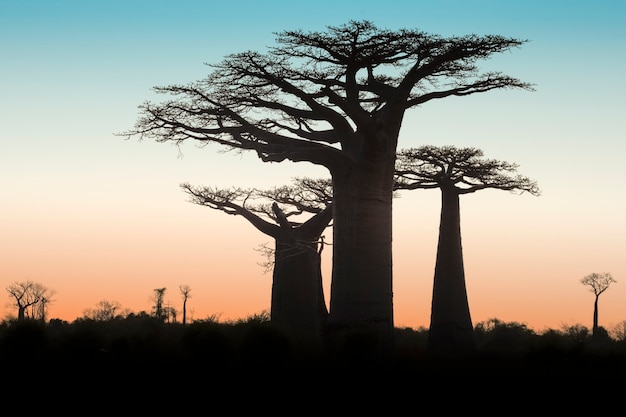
top-left (394, 326), bottom-right (428, 358)
top-left (60, 319), bottom-right (107, 357)
top-left (0, 319), bottom-right (48, 356)
top-left (181, 320), bottom-right (233, 358)
top-left (237, 320), bottom-right (292, 365)
top-left (474, 318), bottom-right (539, 355)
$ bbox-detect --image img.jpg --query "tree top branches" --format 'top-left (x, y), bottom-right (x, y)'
top-left (395, 145), bottom-right (541, 195)
top-left (120, 20), bottom-right (533, 172)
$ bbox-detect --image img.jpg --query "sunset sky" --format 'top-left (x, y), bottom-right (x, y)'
top-left (2, 0), bottom-right (625, 333)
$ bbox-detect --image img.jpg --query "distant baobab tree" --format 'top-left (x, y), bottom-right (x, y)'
top-left (580, 272), bottom-right (617, 337)
top-left (151, 287), bottom-right (167, 321)
top-left (165, 305), bottom-right (178, 323)
top-left (180, 285), bottom-right (192, 325)
top-left (121, 20), bottom-right (533, 348)
top-left (5, 280), bottom-right (55, 321)
top-left (182, 177), bottom-right (332, 342)
top-left (83, 300), bottom-right (122, 321)
top-left (395, 145), bottom-right (540, 354)
top-left (36, 293), bottom-right (54, 322)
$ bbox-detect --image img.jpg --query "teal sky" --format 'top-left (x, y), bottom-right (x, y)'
top-left (1, 0), bottom-right (625, 331)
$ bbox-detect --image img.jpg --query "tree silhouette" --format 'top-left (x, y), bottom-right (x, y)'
top-left (122, 20), bottom-right (532, 348)
top-left (152, 288), bottom-right (167, 321)
top-left (83, 300), bottom-right (122, 321)
top-left (395, 145), bottom-right (540, 354)
top-left (179, 285), bottom-right (192, 325)
top-left (182, 177), bottom-right (332, 342)
top-left (5, 281), bottom-right (55, 321)
top-left (580, 272), bottom-right (617, 337)
top-left (164, 305), bottom-right (177, 323)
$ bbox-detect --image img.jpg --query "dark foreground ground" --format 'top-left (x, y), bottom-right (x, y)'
top-left (10, 347), bottom-right (624, 412)
top-left (3, 318), bottom-right (625, 407)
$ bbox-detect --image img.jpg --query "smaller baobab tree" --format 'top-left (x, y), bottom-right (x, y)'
top-left (6, 281), bottom-right (56, 321)
top-left (179, 285), bottom-right (191, 325)
top-left (395, 145), bottom-right (540, 355)
top-left (580, 272), bottom-right (617, 337)
top-left (182, 177), bottom-right (333, 343)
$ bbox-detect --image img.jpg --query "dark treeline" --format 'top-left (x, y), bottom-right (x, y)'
top-left (2, 314), bottom-right (626, 382)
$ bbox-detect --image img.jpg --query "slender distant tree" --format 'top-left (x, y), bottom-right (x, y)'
top-left (36, 293), bottom-right (54, 322)
top-left (395, 145), bottom-right (540, 354)
top-left (122, 20), bottom-right (533, 349)
top-left (164, 305), bottom-right (178, 323)
top-left (5, 281), bottom-right (55, 322)
top-left (182, 177), bottom-right (332, 342)
top-left (152, 288), bottom-right (167, 321)
top-left (580, 272), bottom-right (617, 337)
top-left (180, 285), bottom-right (192, 325)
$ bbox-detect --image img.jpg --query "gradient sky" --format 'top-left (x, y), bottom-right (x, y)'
top-left (2, 0), bottom-right (625, 333)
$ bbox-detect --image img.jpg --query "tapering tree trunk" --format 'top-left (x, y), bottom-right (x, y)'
top-left (592, 295), bottom-right (599, 336)
top-left (270, 205), bottom-right (332, 343)
top-left (326, 141), bottom-right (396, 354)
top-left (271, 237), bottom-right (328, 342)
top-left (428, 187), bottom-right (476, 354)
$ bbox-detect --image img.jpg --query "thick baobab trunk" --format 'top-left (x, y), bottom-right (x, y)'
top-left (271, 238), bottom-right (328, 342)
top-left (428, 187), bottom-right (476, 354)
top-left (326, 148), bottom-right (396, 354)
top-left (270, 204), bottom-right (332, 343)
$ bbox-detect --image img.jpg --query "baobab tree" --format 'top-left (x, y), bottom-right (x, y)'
top-left (36, 293), bottom-right (54, 322)
top-left (182, 177), bottom-right (332, 342)
top-left (580, 272), bottom-right (617, 337)
top-left (395, 145), bottom-right (540, 354)
top-left (5, 281), bottom-right (55, 321)
top-left (152, 287), bottom-right (167, 321)
top-left (180, 285), bottom-right (192, 325)
top-left (122, 20), bottom-right (533, 349)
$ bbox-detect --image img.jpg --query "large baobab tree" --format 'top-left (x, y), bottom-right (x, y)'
top-left (5, 280), bottom-right (55, 321)
top-left (580, 272), bottom-right (617, 337)
top-left (122, 20), bottom-right (533, 349)
top-left (182, 177), bottom-right (332, 342)
top-left (395, 145), bottom-right (540, 354)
